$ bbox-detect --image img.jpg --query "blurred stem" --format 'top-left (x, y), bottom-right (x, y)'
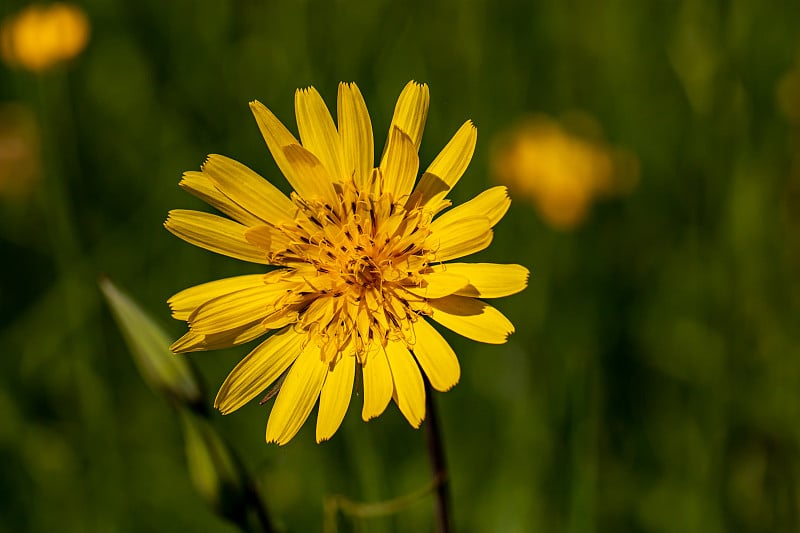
top-left (36, 75), bottom-right (81, 263)
top-left (326, 385), bottom-right (453, 531)
top-left (324, 477), bottom-right (439, 533)
top-left (425, 381), bottom-right (452, 533)
top-left (568, 352), bottom-right (599, 533)
top-left (244, 481), bottom-right (277, 533)
top-left (36, 70), bottom-right (117, 529)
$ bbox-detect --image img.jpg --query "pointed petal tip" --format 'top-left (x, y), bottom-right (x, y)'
top-left (401, 80), bottom-right (429, 96)
top-left (265, 426), bottom-right (292, 446)
top-left (163, 211), bottom-right (179, 230)
top-left (214, 379), bottom-right (251, 415)
top-left (212, 393), bottom-right (227, 414)
top-left (199, 154), bottom-right (212, 169)
top-left (248, 100), bottom-right (269, 116)
top-left (169, 338), bottom-right (185, 354)
top-left (409, 412), bottom-right (426, 429)
top-left (438, 377), bottom-right (460, 393)
top-left (212, 397), bottom-right (223, 412)
top-left (296, 86), bottom-right (318, 96)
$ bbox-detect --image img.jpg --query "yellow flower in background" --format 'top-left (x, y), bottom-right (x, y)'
top-left (0, 103), bottom-right (41, 198)
top-left (491, 115), bottom-right (638, 230)
top-left (166, 81), bottom-right (528, 445)
top-left (0, 3), bottom-right (89, 72)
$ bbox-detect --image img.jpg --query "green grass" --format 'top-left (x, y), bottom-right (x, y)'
top-left (1, 0), bottom-right (799, 531)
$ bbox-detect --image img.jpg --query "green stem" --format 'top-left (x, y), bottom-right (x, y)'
top-left (245, 480), bottom-right (277, 533)
top-left (323, 385), bottom-right (452, 532)
top-left (425, 381), bottom-right (452, 533)
top-left (325, 477), bottom-right (438, 521)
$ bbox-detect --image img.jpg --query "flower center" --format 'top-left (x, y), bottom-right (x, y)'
top-left (264, 178), bottom-right (435, 363)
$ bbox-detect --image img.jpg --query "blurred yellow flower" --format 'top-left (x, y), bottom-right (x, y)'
top-left (0, 103), bottom-right (40, 198)
top-left (491, 115), bottom-right (638, 230)
top-left (0, 3), bottom-right (89, 72)
top-left (166, 81), bottom-right (528, 445)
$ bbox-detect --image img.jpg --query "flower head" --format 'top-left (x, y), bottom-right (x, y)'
top-left (166, 81), bottom-right (528, 444)
top-left (491, 115), bottom-right (638, 230)
top-left (0, 3), bottom-right (89, 73)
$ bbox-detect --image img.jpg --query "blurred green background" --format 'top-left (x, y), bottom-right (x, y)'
top-left (2, 0), bottom-right (800, 531)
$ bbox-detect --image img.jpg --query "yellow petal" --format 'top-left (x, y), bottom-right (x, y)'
top-left (249, 100), bottom-right (304, 192)
top-left (261, 307), bottom-right (300, 330)
top-left (361, 346), bottom-right (392, 421)
top-left (316, 355), bottom-right (355, 443)
top-left (189, 283), bottom-right (295, 334)
top-left (433, 185), bottom-right (510, 229)
top-left (244, 225), bottom-right (292, 254)
top-left (282, 143), bottom-right (339, 203)
top-left (179, 171), bottom-right (263, 226)
top-left (214, 326), bottom-right (305, 414)
top-left (170, 331), bottom-right (207, 353)
top-left (407, 271), bottom-right (469, 299)
top-left (201, 155), bottom-right (297, 226)
top-left (266, 342), bottom-right (327, 445)
top-left (427, 216), bottom-right (493, 262)
top-left (295, 86), bottom-right (345, 183)
top-left (385, 340), bottom-right (425, 427)
top-left (381, 81), bottom-right (429, 155)
top-left (337, 82), bottom-right (373, 189)
top-left (171, 322), bottom-right (267, 353)
top-left (164, 210), bottom-right (269, 264)
top-left (379, 126), bottom-right (419, 201)
top-left (299, 296), bottom-right (337, 334)
top-left (430, 263), bottom-right (530, 298)
top-left (408, 120), bottom-right (477, 212)
top-left (411, 319), bottom-right (460, 392)
top-left (168, 274), bottom-right (267, 320)
top-left (428, 295), bottom-right (515, 344)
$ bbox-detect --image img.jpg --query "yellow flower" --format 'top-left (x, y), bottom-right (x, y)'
top-left (166, 82), bottom-right (528, 445)
top-left (492, 115), bottom-right (638, 230)
top-left (0, 3), bottom-right (89, 73)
